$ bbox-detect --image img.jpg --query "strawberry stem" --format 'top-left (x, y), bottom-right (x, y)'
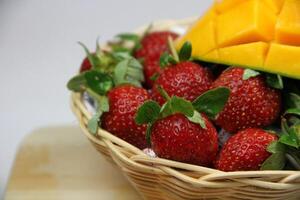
top-left (157, 85), bottom-right (171, 101)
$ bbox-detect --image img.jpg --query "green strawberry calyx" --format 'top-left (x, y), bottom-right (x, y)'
top-left (242, 68), bottom-right (284, 89)
top-left (261, 92), bottom-right (300, 171)
top-left (110, 24), bottom-right (153, 54)
top-left (67, 39), bottom-right (145, 135)
top-left (159, 39), bottom-right (192, 68)
top-left (135, 86), bottom-right (230, 145)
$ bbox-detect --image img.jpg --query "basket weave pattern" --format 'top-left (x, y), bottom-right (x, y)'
top-left (70, 19), bottom-right (300, 200)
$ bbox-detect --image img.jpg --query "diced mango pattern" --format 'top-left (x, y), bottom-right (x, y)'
top-left (217, 0), bottom-right (276, 47)
top-left (176, 0), bottom-right (300, 79)
top-left (275, 0), bottom-right (300, 46)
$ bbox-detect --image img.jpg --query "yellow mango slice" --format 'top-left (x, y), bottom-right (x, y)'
top-left (176, 0), bottom-right (300, 79)
top-left (264, 0), bottom-right (285, 14)
top-left (275, 0), bottom-right (300, 46)
top-left (265, 44), bottom-right (300, 78)
top-left (218, 42), bottom-right (269, 68)
top-left (200, 42), bottom-right (269, 69)
top-left (215, 0), bottom-right (283, 14)
top-left (176, 9), bottom-right (217, 57)
top-left (202, 50), bottom-right (219, 62)
top-left (217, 0), bottom-right (276, 47)
top-left (214, 0), bottom-right (247, 13)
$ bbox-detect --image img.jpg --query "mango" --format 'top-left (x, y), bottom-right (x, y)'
top-left (275, 0), bottom-right (300, 46)
top-left (176, 0), bottom-right (300, 79)
top-left (265, 44), bottom-right (300, 77)
top-left (176, 9), bottom-right (217, 58)
top-left (217, 0), bottom-right (276, 47)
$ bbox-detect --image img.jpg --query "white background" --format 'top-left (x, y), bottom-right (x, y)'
top-left (0, 0), bottom-right (212, 197)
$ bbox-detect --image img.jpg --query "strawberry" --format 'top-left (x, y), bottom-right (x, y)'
top-left (151, 61), bottom-right (214, 105)
top-left (211, 67), bottom-right (281, 133)
top-left (79, 56), bottom-right (92, 73)
top-left (142, 57), bottom-right (162, 88)
top-left (151, 113), bottom-right (218, 166)
top-left (135, 87), bottom-right (229, 167)
top-left (134, 31), bottom-right (179, 88)
top-left (215, 128), bottom-right (278, 171)
top-left (101, 85), bottom-right (149, 149)
top-left (134, 31), bottom-right (179, 60)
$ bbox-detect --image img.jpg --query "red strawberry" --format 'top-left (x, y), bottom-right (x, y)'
top-left (101, 85), bottom-right (149, 149)
top-left (212, 67), bottom-right (281, 133)
top-left (134, 31), bottom-right (179, 60)
top-left (215, 128), bottom-right (278, 171)
top-left (151, 61), bottom-right (214, 105)
top-left (151, 114), bottom-right (218, 167)
top-left (142, 57), bottom-right (162, 88)
top-left (79, 56), bottom-right (92, 73)
top-left (134, 31), bottom-right (179, 88)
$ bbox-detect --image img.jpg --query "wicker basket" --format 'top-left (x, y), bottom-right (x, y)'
top-left (70, 18), bottom-right (300, 200)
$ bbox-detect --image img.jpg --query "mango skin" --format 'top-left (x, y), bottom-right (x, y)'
top-left (176, 0), bottom-right (300, 80)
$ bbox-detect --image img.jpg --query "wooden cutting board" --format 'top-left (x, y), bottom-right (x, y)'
top-left (4, 126), bottom-right (141, 200)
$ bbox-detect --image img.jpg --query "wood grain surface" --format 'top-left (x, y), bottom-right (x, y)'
top-left (4, 126), bottom-right (141, 200)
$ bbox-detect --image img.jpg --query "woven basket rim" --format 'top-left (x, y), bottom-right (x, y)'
top-left (69, 17), bottom-right (300, 192)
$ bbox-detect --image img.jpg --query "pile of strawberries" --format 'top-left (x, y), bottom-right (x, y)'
top-left (68, 30), bottom-right (300, 172)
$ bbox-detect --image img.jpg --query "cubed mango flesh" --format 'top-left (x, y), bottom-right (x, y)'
top-left (176, 0), bottom-right (300, 79)
top-left (176, 9), bottom-right (217, 57)
top-left (265, 43), bottom-right (300, 77)
top-left (275, 0), bottom-right (300, 46)
top-left (265, 0), bottom-right (285, 14)
top-left (216, 0), bottom-right (276, 47)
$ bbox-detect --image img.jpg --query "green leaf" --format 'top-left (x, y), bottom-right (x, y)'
top-left (160, 102), bottom-right (173, 118)
top-left (67, 73), bottom-right (86, 92)
top-left (267, 141), bottom-right (286, 154)
top-left (286, 151), bottom-right (300, 170)
top-left (242, 69), bottom-right (260, 80)
top-left (112, 52), bottom-right (132, 60)
top-left (85, 70), bottom-right (114, 95)
top-left (285, 93), bottom-right (300, 109)
top-left (178, 41), bottom-right (192, 61)
top-left (113, 57), bottom-right (144, 87)
top-left (171, 97), bottom-right (195, 117)
top-left (284, 108), bottom-right (300, 117)
top-left (159, 52), bottom-right (177, 67)
top-left (281, 118), bottom-right (290, 135)
top-left (86, 89), bottom-right (109, 114)
top-left (187, 111), bottom-right (206, 129)
top-left (117, 33), bottom-right (140, 42)
top-left (115, 33), bottom-right (141, 53)
top-left (260, 152), bottom-right (286, 170)
top-left (135, 101), bottom-right (161, 125)
top-left (266, 73), bottom-right (284, 89)
top-left (289, 117), bottom-right (300, 126)
top-left (78, 42), bottom-right (100, 69)
top-left (128, 58), bottom-right (144, 82)
top-left (193, 87), bottom-right (230, 119)
top-left (110, 45), bottom-right (132, 54)
top-left (98, 96), bottom-right (109, 112)
top-left (114, 59), bottom-right (129, 85)
top-left (160, 96), bottom-right (194, 118)
top-left (88, 111), bottom-right (102, 134)
top-left (279, 127), bottom-right (300, 148)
